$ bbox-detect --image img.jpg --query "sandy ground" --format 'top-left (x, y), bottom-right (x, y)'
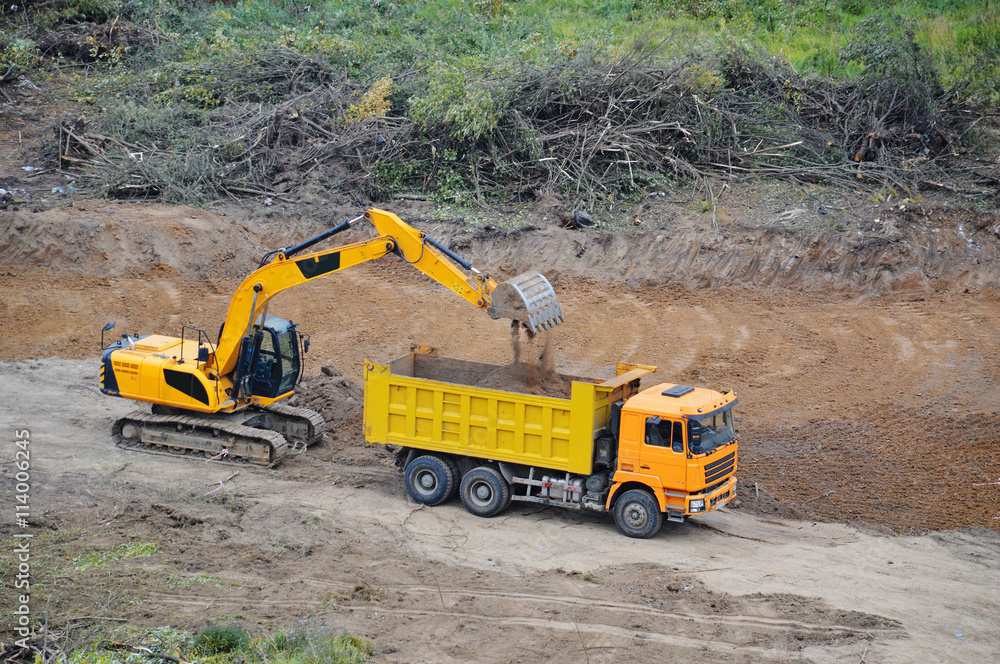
top-left (2, 199), bottom-right (1000, 662)
top-left (1, 360), bottom-right (998, 663)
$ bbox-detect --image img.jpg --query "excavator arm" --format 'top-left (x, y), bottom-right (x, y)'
top-left (367, 208), bottom-right (496, 311)
top-left (366, 210), bottom-right (563, 331)
top-left (212, 209), bottom-right (562, 378)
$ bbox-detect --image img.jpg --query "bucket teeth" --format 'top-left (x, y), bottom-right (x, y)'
top-left (488, 272), bottom-right (564, 334)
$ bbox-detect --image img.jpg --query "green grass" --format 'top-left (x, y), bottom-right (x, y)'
top-left (166, 573), bottom-right (224, 587)
top-left (73, 541), bottom-right (158, 571)
top-left (4, 1), bottom-right (997, 108)
top-left (61, 624), bottom-right (374, 664)
top-left (6, 1), bottom-right (995, 86)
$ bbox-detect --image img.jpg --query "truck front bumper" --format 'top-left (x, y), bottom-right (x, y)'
top-left (687, 476), bottom-right (737, 514)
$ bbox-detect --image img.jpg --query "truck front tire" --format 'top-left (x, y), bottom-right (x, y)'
top-left (460, 467), bottom-right (511, 518)
top-left (613, 489), bottom-right (663, 539)
top-left (404, 455), bottom-right (457, 506)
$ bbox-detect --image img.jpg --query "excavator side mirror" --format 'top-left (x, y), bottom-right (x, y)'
top-left (303, 337), bottom-right (310, 353)
top-left (100, 322), bottom-right (116, 350)
top-left (197, 346), bottom-right (210, 363)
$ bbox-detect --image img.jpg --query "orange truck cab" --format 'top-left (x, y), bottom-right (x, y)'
top-left (607, 383), bottom-right (738, 535)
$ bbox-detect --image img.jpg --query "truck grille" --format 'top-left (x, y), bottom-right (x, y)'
top-left (704, 450), bottom-right (736, 485)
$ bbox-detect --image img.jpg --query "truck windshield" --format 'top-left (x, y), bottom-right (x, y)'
top-left (689, 407), bottom-right (736, 455)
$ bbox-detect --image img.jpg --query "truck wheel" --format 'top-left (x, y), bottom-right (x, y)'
top-left (460, 467), bottom-right (510, 518)
top-left (404, 455), bottom-right (456, 506)
top-left (613, 489), bottom-right (663, 539)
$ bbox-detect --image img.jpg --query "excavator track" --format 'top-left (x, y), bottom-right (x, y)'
top-left (113, 411), bottom-right (289, 467)
top-left (253, 402), bottom-right (326, 450)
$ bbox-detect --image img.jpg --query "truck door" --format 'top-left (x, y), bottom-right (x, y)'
top-left (639, 417), bottom-right (689, 492)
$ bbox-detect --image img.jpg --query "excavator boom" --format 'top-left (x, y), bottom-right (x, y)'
top-left (214, 209), bottom-right (562, 376)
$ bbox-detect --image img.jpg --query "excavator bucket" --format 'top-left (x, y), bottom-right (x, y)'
top-left (488, 271), bottom-right (564, 334)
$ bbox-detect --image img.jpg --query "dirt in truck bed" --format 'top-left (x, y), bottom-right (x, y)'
top-left (3, 189), bottom-right (1000, 662)
top-left (476, 329), bottom-right (571, 398)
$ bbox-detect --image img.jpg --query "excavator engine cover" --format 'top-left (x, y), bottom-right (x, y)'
top-left (488, 271), bottom-right (564, 333)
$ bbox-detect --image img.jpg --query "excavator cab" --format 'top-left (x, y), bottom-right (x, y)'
top-left (244, 316), bottom-right (302, 401)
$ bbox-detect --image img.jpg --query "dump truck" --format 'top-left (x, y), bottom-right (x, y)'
top-left (99, 209), bottom-right (562, 465)
top-left (364, 347), bottom-right (738, 538)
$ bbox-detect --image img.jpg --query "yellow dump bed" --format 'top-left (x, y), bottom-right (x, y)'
top-left (363, 348), bottom-right (654, 474)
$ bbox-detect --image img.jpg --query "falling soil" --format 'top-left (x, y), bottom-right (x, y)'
top-left (475, 324), bottom-right (571, 398)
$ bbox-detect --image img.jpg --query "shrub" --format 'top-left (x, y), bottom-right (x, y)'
top-left (194, 622), bottom-right (249, 655)
top-left (951, 9), bottom-right (1000, 104)
top-left (839, 0), bottom-right (868, 16)
top-left (409, 65), bottom-right (503, 141)
top-left (0, 37), bottom-right (38, 82)
top-left (56, 0), bottom-right (122, 25)
top-left (345, 76), bottom-right (393, 123)
top-left (840, 12), bottom-right (937, 83)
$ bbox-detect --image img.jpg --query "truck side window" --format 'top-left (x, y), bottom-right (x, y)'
top-left (646, 417), bottom-right (685, 452)
top-left (644, 417), bottom-right (668, 447)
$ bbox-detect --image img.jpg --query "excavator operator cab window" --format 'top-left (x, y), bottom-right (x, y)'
top-left (645, 417), bottom-right (685, 454)
top-left (251, 332), bottom-right (280, 398)
top-left (274, 328), bottom-right (300, 394)
top-left (249, 317), bottom-right (301, 400)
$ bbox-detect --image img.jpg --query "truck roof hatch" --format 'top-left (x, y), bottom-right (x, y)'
top-left (662, 385), bottom-right (695, 397)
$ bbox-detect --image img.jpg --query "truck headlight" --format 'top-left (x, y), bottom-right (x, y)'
top-left (690, 499), bottom-right (706, 513)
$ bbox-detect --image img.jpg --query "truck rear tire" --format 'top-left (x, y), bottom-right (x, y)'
top-left (613, 489), bottom-right (663, 539)
top-left (460, 467), bottom-right (510, 518)
top-left (404, 455), bottom-right (456, 506)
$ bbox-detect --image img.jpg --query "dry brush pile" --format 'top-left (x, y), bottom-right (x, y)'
top-left (49, 37), bottom-right (997, 206)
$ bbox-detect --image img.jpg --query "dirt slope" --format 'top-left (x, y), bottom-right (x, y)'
top-left (2, 200), bottom-right (998, 531)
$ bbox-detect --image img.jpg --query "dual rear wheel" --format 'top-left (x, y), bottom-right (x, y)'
top-left (458, 466), bottom-right (510, 518)
top-left (403, 455), bottom-right (459, 506)
top-left (404, 456), bottom-right (510, 518)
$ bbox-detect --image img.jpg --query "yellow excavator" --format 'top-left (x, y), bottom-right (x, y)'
top-left (100, 209), bottom-right (563, 465)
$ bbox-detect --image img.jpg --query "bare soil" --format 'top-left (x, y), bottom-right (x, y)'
top-left (3, 115), bottom-right (1000, 660)
top-left (2, 360), bottom-right (999, 664)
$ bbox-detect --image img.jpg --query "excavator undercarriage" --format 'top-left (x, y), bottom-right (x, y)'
top-left (113, 403), bottom-right (324, 466)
